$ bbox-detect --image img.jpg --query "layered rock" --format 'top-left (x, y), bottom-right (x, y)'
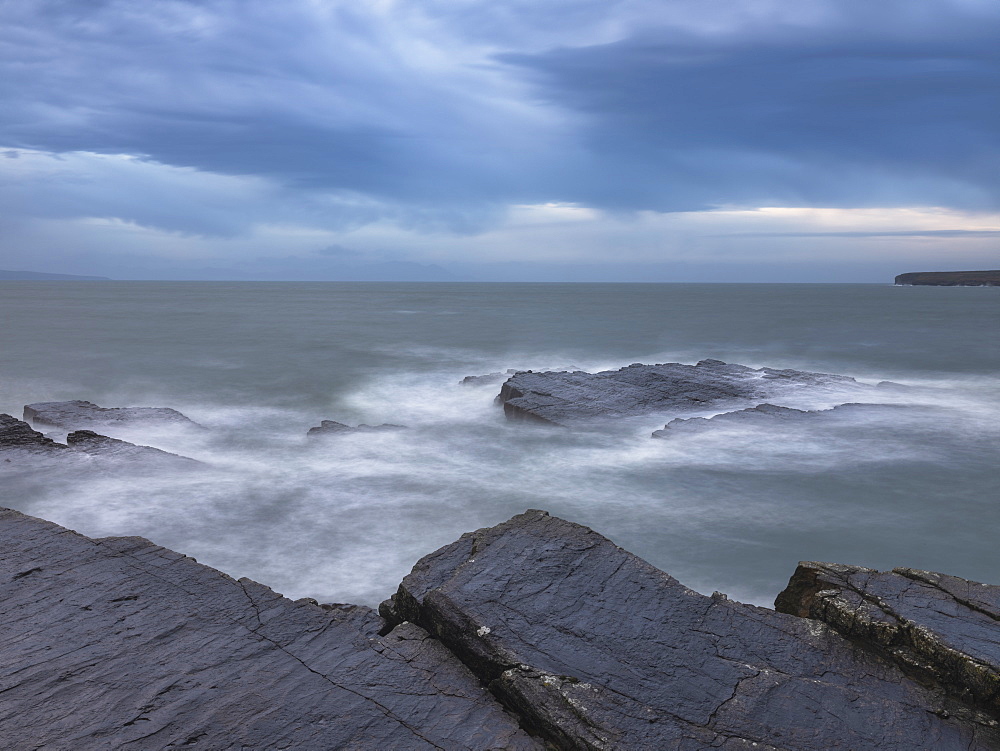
top-left (23, 400), bottom-right (198, 429)
top-left (381, 510), bottom-right (1000, 750)
top-left (895, 270), bottom-right (1000, 287)
top-left (497, 360), bottom-right (862, 425)
top-left (776, 562), bottom-right (1000, 715)
top-left (5, 505), bottom-right (1000, 750)
top-left (307, 420), bottom-right (406, 437)
top-left (651, 401), bottom-right (909, 437)
top-left (66, 429), bottom-right (200, 466)
top-left (0, 507), bottom-right (540, 750)
top-left (1, 414), bottom-right (198, 468)
top-left (0, 413), bottom-right (69, 453)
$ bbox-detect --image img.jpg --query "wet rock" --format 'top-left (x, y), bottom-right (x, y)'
top-left (0, 413), bottom-right (69, 453)
top-left (381, 510), bottom-right (999, 750)
top-left (776, 562), bottom-right (1000, 715)
top-left (23, 399), bottom-right (199, 429)
top-left (0, 507), bottom-right (541, 751)
top-left (307, 420), bottom-right (406, 437)
top-left (651, 401), bottom-right (910, 437)
top-left (66, 429), bottom-right (200, 466)
top-left (460, 369), bottom-right (521, 386)
top-left (497, 359), bottom-right (862, 425)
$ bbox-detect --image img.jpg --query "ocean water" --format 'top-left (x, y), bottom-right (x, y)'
top-left (1, 281), bottom-right (997, 607)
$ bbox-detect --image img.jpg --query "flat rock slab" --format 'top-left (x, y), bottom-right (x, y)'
top-left (381, 510), bottom-right (1000, 750)
top-left (497, 360), bottom-right (862, 425)
top-left (652, 402), bottom-right (912, 437)
top-left (776, 562), bottom-right (1000, 715)
top-left (66, 429), bottom-right (201, 466)
top-left (23, 400), bottom-right (199, 429)
top-left (0, 508), bottom-right (540, 750)
top-left (307, 420), bottom-right (406, 437)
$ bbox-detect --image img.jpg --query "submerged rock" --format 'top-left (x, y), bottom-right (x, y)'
top-left (460, 369), bottom-right (522, 386)
top-left (776, 562), bottom-right (1000, 715)
top-left (0, 507), bottom-right (540, 750)
top-left (651, 401), bottom-right (909, 437)
top-left (307, 420), bottom-right (406, 437)
top-left (23, 399), bottom-right (199, 429)
top-left (66, 429), bottom-right (200, 466)
top-left (381, 510), bottom-right (1000, 750)
top-left (497, 359), bottom-right (863, 425)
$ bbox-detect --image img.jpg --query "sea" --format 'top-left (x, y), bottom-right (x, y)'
top-left (1, 282), bottom-right (997, 607)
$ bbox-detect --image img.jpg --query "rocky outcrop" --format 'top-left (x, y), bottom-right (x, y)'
top-left (0, 507), bottom-right (540, 750)
top-left (0, 413), bottom-right (69, 453)
top-left (497, 360), bottom-right (862, 425)
top-left (23, 400), bottom-right (199, 429)
top-left (776, 562), bottom-right (1000, 715)
top-left (652, 401), bottom-right (909, 437)
top-left (381, 510), bottom-right (999, 749)
top-left (66, 429), bottom-right (200, 466)
top-left (895, 270), bottom-right (1000, 286)
top-left (5, 506), bottom-right (1000, 750)
top-left (307, 420), bottom-right (406, 437)
top-left (460, 369), bottom-right (521, 386)
top-left (1, 414), bottom-right (198, 468)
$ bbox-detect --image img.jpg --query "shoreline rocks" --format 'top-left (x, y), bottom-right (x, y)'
top-left (1, 414), bottom-right (198, 467)
top-left (497, 359), bottom-right (864, 426)
top-left (306, 420), bottom-right (406, 437)
top-left (651, 401), bottom-right (912, 437)
top-left (3, 507), bottom-right (999, 749)
top-left (23, 400), bottom-right (199, 430)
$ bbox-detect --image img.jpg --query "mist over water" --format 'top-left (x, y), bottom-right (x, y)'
top-left (1, 282), bottom-right (997, 607)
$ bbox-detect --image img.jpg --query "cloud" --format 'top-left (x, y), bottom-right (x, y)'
top-left (0, 0), bottom-right (998, 278)
top-left (499, 0), bottom-right (1000, 211)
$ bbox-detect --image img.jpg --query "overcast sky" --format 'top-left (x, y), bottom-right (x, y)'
top-left (2, 0), bottom-right (998, 281)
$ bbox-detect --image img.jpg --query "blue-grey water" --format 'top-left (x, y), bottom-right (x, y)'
top-left (1, 282), bottom-right (997, 607)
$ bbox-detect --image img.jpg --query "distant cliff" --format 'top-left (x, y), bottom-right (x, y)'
top-left (895, 270), bottom-right (1000, 286)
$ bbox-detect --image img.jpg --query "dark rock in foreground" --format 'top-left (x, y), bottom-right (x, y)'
top-left (498, 359), bottom-right (862, 425)
top-left (776, 562), bottom-right (1000, 715)
top-left (66, 429), bottom-right (201, 466)
top-left (382, 510), bottom-right (1000, 749)
top-left (5, 505), bottom-right (1000, 750)
top-left (23, 399), bottom-right (199, 429)
top-left (895, 270), bottom-right (1000, 287)
top-left (652, 401), bottom-right (910, 437)
top-left (0, 508), bottom-right (539, 750)
top-left (307, 419), bottom-right (406, 437)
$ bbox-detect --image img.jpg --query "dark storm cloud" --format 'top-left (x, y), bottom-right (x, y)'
top-left (500, 2), bottom-right (1000, 211)
top-left (1, 0), bottom-right (999, 239)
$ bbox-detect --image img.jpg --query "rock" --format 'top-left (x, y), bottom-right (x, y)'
top-left (776, 562), bottom-right (1000, 716)
top-left (23, 399), bottom-right (199, 429)
top-left (381, 510), bottom-right (1000, 750)
top-left (460, 369), bottom-right (521, 386)
top-left (651, 401), bottom-right (910, 437)
top-left (0, 507), bottom-right (541, 751)
top-left (498, 360), bottom-right (862, 425)
top-left (895, 270), bottom-right (1000, 287)
top-left (0, 413), bottom-right (69, 453)
top-left (66, 429), bottom-right (200, 466)
top-left (307, 420), bottom-right (406, 437)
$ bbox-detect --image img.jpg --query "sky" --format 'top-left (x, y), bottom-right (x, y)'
top-left (1, 0), bottom-right (999, 281)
